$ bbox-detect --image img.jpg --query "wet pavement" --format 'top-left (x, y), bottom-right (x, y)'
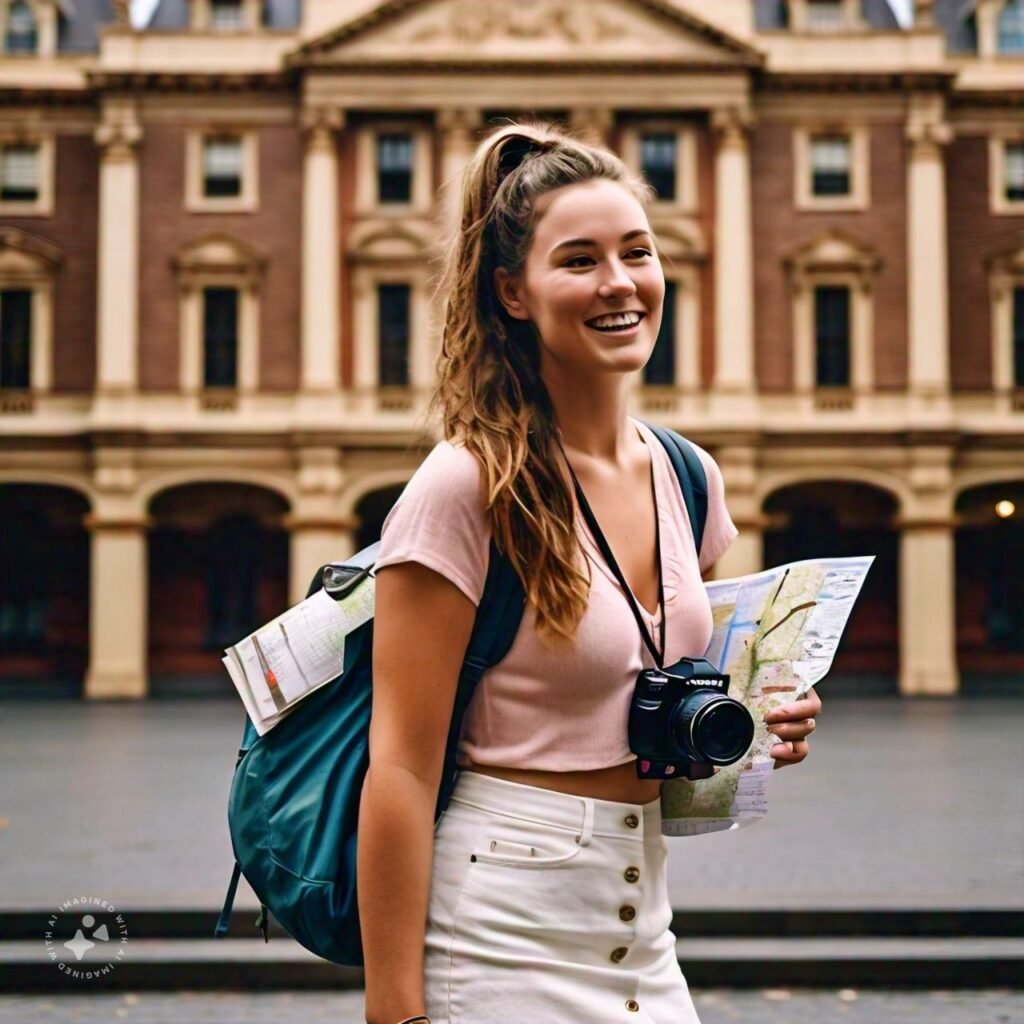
top-left (0, 988), bottom-right (1022, 1024)
top-left (1, 695), bottom-right (1021, 914)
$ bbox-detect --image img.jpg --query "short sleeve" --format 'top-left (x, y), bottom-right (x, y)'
top-left (373, 441), bottom-right (492, 607)
top-left (689, 441), bottom-right (739, 575)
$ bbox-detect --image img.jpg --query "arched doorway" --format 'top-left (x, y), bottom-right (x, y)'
top-left (354, 483), bottom-right (405, 552)
top-left (955, 481), bottom-right (1024, 694)
top-left (763, 480), bottom-right (899, 694)
top-left (147, 483), bottom-right (289, 696)
top-left (0, 484), bottom-right (90, 697)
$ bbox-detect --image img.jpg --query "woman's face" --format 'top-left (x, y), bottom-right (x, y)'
top-left (495, 178), bottom-right (665, 378)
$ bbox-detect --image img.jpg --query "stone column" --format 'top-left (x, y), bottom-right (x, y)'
top-left (300, 105), bottom-right (344, 394)
top-left (906, 96), bottom-right (953, 404)
top-left (84, 516), bottom-right (149, 699)
top-left (570, 107), bottom-right (614, 146)
top-left (94, 101), bottom-right (142, 401)
top-left (711, 107), bottom-right (756, 396)
top-left (897, 448), bottom-right (959, 694)
top-left (437, 109), bottom-right (481, 240)
top-left (899, 520), bottom-right (959, 695)
top-left (708, 445), bottom-right (764, 581)
top-left (287, 448), bottom-right (356, 604)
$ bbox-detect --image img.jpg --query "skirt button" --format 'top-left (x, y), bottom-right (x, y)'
top-left (610, 946), bottom-right (629, 963)
top-left (624, 866), bottom-right (640, 883)
top-left (624, 814), bottom-right (639, 829)
top-left (619, 905), bottom-right (636, 922)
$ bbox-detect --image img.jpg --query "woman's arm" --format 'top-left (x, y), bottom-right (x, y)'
top-left (359, 560), bottom-right (477, 1024)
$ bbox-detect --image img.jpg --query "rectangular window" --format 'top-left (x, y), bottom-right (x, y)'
top-left (806, 0), bottom-right (844, 30)
top-left (1006, 142), bottom-right (1024, 203)
top-left (1, 144), bottom-right (39, 202)
top-left (376, 134), bottom-right (414, 204)
top-left (0, 289), bottom-right (31, 389)
top-left (644, 281), bottom-right (677, 386)
top-left (203, 288), bottom-right (238, 389)
top-left (5, 1), bottom-right (37, 53)
top-left (1014, 286), bottom-right (1024, 388)
top-left (814, 286), bottom-right (851, 387)
top-left (202, 136), bottom-right (243, 198)
top-left (998, 0), bottom-right (1024, 53)
top-left (810, 135), bottom-right (851, 196)
top-left (210, 0), bottom-right (245, 30)
top-left (378, 284), bottom-right (411, 388)
top-left (640, 133), bottom-right (677, 202)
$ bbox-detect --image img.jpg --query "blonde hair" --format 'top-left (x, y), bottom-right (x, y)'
top-left (429, 122), bottom-right (655, 646)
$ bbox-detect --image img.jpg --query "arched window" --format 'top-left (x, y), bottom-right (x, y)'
top-left (5, 1), bottom-right (37, 55)
top-left (998, 0), bottom-right (1024, 52)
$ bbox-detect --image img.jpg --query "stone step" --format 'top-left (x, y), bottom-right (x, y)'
top-left (1, 936), bottom-right (1022, 992)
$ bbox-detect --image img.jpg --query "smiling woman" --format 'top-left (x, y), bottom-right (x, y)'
top-left (358, 122), bottom-right (819, 1024)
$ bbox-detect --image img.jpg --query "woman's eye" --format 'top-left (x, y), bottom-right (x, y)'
top-left (565, 245), bottom-right (651, 266)
top-left (563, 255), bottom-right (595, 268)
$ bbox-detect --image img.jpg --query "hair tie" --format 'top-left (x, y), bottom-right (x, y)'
top-left (497, 134), bottom-right (549, 178)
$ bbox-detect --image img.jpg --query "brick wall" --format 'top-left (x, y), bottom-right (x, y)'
top-left (0, 134), bottom-right (99, 392)
top-left (137, 118), bottom-right (302, 392)
top-left (751, 119), bottom-right (909, 391)
top-left (947, 134), bottom-right (1024, 391)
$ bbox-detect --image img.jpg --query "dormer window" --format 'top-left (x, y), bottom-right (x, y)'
top-left (211, 0), bottom-right (245, 31)
top-left (4, 1), bottom-right (36, 54)
top-left (998, 0), bottom-right (1024, 52)
top-left (376, 134), bottom-right (413, 204)
top-left (806, 0), bottom-right (844, 30)
top-left (1, 144), bottom-right (38, 202)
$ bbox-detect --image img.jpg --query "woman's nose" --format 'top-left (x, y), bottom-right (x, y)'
top-left (597, 261), bottom-right (637, 298)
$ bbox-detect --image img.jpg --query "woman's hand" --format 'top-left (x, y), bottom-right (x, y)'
top-left (763, 687), bottom-right (821, 770)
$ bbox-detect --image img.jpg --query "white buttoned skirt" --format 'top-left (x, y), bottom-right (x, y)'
top-left (423, 770), bottom-right (701, 1024)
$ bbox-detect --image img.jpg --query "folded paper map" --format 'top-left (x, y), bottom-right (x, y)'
top-left (661, 556), bottom-right (874, 837)
top-left (223, 578), bottom-right (375, 736)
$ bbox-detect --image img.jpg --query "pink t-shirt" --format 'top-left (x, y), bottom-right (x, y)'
top-left (373, 417), bottom-right (739, 772)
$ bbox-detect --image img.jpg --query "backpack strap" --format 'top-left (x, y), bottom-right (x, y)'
top-left (640, 422), bottom-right (708, 557)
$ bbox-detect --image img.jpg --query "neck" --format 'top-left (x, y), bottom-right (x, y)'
top-left (540, 355), bottom-right (639, 466)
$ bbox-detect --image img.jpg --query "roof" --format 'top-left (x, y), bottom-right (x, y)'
top-left (146, 0), bottom-right (301, 30)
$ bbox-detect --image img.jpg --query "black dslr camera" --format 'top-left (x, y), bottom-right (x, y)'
top-left (628, 657), bottom-right (755, 780)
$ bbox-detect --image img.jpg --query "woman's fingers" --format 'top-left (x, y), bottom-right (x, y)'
top-left (766, 718), bottom-right (816, 742)
top-left (771, 738), bottom-right (810, 769)
top-left (763, 687), bottom-right (821, 726)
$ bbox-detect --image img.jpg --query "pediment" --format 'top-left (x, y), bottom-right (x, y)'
top-left (289, 0), bottom-right (762, 68)
top-left (650, 219), bottom-right (706, 261)
top-left (0, 228), bottom-right (62, 280)
top-left (348, 218), bottom-right (432, 261)
top-left (172, 232), bottom-right (268, 272)
top-left (984, 231), bottom-right (1024, 275)
top-left (784, 229), bottom-right (881, 273)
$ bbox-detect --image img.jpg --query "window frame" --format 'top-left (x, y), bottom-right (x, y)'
top-left (0, 230), bottom-right (58, 398)
top-left (185, 129), bottom-right (259, 214)
top-left (996, 0), bottom-right (1024, 53)
top-left (355, 122), bottom-right (432, 218)
top-left (188, 0), bottom-right (261, 31)
top-left (620, 123), bottom-right (699, 216)
top-left (989, 135), bottom-right (1024, 216)
top-left (988, 242), bottom-right (1024, 394)
top-left (793, 124), bottom-right (870, 212)
top-left (0, 134), bottom-right (54, 217)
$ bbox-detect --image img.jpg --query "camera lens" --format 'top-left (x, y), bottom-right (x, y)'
top-left (671, 692), bottom-right (755, 766)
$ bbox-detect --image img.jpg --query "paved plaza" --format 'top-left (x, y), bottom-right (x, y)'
top-left (1, 695), bottom-right (1021, 914)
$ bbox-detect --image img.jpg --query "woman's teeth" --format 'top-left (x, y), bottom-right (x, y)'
top-left (588, 313), bottom-right (642, 332)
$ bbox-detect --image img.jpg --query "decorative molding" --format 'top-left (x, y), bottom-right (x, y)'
top-left (287, 0), bottom-right (764, 68)
top-left (710, 105), bottom-right (754, 150)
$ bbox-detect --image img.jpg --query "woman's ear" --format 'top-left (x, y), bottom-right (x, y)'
top-left (493, 267), bottom-right (530, 322)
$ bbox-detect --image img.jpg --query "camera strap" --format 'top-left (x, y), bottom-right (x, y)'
top-left (555, 434), bottom-right (666, 669)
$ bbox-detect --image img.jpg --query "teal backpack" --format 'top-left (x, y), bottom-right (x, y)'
top-left (214, 423), bottom-right (708, 966)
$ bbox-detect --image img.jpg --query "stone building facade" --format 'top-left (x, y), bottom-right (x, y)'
top-left (0, 0), bottom-right (1022, 698)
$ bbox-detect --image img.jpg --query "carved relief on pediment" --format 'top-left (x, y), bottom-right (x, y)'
top-left (300, 0), bottom-right (758, 66)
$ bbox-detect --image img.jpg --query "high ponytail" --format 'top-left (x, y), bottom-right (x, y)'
top-left (429, 122), bottom-right (653, 647)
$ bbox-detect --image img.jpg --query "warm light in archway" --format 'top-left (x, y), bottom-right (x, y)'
top-left (994, 500), bottom-right (1016, 519)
